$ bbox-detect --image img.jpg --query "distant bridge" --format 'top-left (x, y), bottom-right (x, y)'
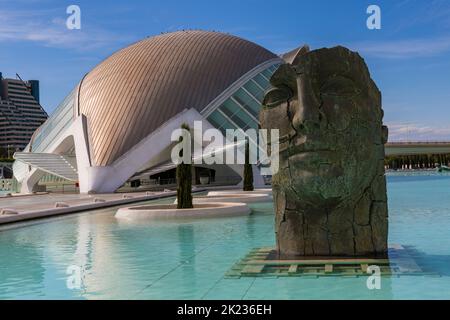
top-left (386, 142), bottom-right (450, 156)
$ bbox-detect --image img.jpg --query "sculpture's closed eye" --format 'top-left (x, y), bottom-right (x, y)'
top-left (263, 85), bottom-right (294, 108)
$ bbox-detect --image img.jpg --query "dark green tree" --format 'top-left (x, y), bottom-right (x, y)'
top-left (243, 139), bottom-right (254, 191)
top-left (176, 123), bottom-right (193, 209)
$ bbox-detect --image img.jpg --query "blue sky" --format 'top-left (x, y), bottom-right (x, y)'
top-left (1, 0), bottom-right (449, 141)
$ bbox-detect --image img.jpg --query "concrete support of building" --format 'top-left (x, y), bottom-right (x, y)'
top-left (18, 109), bottom-right (267, 194)
top-left (83, 108), bottom-right (206, 193)
top-left (19, 115), bottom-right (91, 193)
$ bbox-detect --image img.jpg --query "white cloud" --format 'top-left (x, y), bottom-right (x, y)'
top-left (351, 36), bottom-right (450, 59)
top-left (0, 8), bottom-right (131, 50)
top-left (351, 0), bottom-right (450, 59)
top-left (386, 122), bottom-right (450, 142)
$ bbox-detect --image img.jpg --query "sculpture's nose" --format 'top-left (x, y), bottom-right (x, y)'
top-left (292, 72), bottom-right (321, 133)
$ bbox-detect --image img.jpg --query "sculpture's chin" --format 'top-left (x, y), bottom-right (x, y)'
top-left (285, 167), bottom-right (354, 206)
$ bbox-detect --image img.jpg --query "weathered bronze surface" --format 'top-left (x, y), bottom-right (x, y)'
top-left (260, 46), bottom-right (389, 257)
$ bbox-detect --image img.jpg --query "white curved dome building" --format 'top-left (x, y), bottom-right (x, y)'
top-left (13, 30), bottom-right (284, 193)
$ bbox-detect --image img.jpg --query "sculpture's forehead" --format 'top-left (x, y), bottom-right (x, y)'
top-left (299, 47), bottom-right (365, 81)
top-left (267, 46), bottom-right (380, 110)
top-left (272, 47), bottom-right (370, 88)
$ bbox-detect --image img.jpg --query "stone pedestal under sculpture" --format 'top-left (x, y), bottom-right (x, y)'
top-left (260, 45), bottom-right (389, 257)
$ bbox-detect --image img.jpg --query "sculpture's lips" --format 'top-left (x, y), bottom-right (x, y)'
top-left (279, 146), bottom-right (333, 157)
top-left (288, 150), bottom-right (333, 162)
top-left (279, 135), bottom-right (290, 144)
top-left (291, 150), bottom-right (332, 155)
top-left (277, 135), bottom-right (333, 156)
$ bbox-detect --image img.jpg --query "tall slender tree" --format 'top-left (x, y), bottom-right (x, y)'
top-left (243, 139), bottom-right (254, 191)
top-left (176, 123), bottom-right (193, 209)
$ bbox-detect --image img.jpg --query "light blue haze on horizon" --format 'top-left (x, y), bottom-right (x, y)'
top-left (1, 0), bottom-right (449, 141)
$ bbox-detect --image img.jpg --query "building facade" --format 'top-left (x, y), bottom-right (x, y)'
top-left (13, 31), bottom-right (286, 194)
top-left (0, 72), bottom-right (48, 152)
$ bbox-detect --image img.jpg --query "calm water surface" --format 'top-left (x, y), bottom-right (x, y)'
top-left (1, 172), bottom-right (450, 299)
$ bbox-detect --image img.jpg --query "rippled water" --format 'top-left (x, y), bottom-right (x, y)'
top-left (1, 173), bottom-right (450, 299)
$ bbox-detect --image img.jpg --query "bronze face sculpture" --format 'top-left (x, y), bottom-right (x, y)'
top-left (260, 46), bottom-right (388, 257)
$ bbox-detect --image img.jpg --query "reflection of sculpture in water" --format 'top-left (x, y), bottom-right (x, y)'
top-left (260, 46), bottom-right (389, 257)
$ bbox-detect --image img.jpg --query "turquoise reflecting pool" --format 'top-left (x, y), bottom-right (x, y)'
top-left (1, 172), bottom-right (450, 299)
